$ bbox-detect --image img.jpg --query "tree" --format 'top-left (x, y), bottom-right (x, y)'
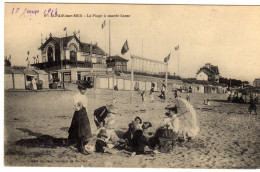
top-left (5, 58), bottom-right (11, 67)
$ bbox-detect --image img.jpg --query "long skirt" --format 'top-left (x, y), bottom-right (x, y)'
top-left (68, 107), bottom-right (92, 144)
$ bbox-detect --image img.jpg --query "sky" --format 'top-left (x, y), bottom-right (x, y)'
top-left (4, 3), bottom-right (260, 84)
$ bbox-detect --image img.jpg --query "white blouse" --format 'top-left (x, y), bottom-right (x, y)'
top-left (73, 92), bottom-right (88, 112)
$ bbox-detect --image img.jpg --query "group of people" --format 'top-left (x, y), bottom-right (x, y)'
top-left (67, 80), bottom-right (199, 155)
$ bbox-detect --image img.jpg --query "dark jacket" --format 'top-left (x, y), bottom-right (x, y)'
top-left (123, 130), bottom-right (134, 147)
top-left (93, 106), bottom-right (109, 127)
top-left (132, 130), bottom-right (148, 154)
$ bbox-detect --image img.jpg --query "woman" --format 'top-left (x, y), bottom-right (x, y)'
top-left (68, 80), bottom-right (92, 155)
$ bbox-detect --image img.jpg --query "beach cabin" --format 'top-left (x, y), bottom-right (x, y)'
top-left (124, 79), bottom-right (131, 90)
top-left (4, 68), bottom-right (13, 89)
top-left (12, 68), bottom-right (26, 89)
top-left (24, 68), bottom-right (38, 89)
top-left (211, 86), bottom-right (217, 94)
top-left (204, 85), bottom-right (211, 93)
top-left (33, 69), bottom-right (49, 89)
top-left (192, 84), bottom-right (204, 93)
top-left (117, 78), bottom-right (125, 90)
top-left (138, 81), bottom-right (146, 91)
top-left (97, 77), bottom-right (109, 89)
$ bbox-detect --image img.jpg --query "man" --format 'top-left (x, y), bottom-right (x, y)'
top-left (93, 104), bottom-right (118, 128)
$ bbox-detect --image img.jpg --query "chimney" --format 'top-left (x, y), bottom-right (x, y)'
top-left (205, 63), bottom-right (211, 69)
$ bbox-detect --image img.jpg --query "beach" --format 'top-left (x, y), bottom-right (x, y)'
top-left (4, 84), bottom-right (260, 168)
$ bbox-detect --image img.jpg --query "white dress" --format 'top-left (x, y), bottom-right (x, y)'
top-left (73, 92), bottom-right (89, 113)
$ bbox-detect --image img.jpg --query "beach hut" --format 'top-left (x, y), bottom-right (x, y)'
top-left (33, 69), bottom-right (49, 89)
top-left (124, 79), bottom-right (131, 90)
top-left (97, 77), bottom-right (109, 89)
top-left (138, 81), bottom-right (146, 91)
top-left (108, 77), bottom-right (113, 89)
top-left (204, 85), bottom-right (211, 93)
top-left (145, 81), bottom-right (152, 91)
top-left (12, 68), bottom-right (26, 89)
top-left (24, 68), bottom-right (37, 89)
top-left (211, 86), bottom-right (217, 94)
top-left (4, 68), bottom-right (13, 89)
top-left (117, 78), bottom-right (125, 90)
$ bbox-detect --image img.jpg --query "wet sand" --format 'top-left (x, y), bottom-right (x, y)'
top-left (4, 84), bottom-right (260, 168)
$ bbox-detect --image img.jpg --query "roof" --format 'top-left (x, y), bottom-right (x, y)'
top-left (5, 68), bottom-right (13, 74)
top-left (39, 35), bottom-right (106, 56)
top-left (197, 67), bottom-right (215, 76)
top-left (107, 55), bottom-right (129, 61)
top-left (33, 69), bottom-right (48, 75)
top-left (23, 68), bottom-right (37, 75)
top-left (4, 67), bottom-right (24, 74)
top-left (81, 43), bottom-right (106, 56)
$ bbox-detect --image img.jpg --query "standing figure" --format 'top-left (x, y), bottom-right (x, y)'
top-left (32, 77), bottom-right (37, 91)
top-left (249, 96), bottom-right (257, 115)
top-left (174, 90), bottom-right (178, 99)
top-left (159, 84), bottom-right (166, 100)
top-left (149, 86), bottom-right (154, 103)
top-left (68, 80), bottom-right (92, 155)
top-left (186, 94), bottom-right (190, 102)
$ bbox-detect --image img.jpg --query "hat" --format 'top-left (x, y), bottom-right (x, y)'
top-left (106, 104), bottom-right (118, 114)
top-left (76, 80), bottom-right (88, 89)
top-left (134, 116), bottom-right (142, 124)
top-left (165, 104), bottom-right (178, 114)
top-left (97, 129), bottom-right (108, 138)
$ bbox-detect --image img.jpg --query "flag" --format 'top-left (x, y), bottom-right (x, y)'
top-left (121, 40), bottom-right (129, 55)
top-left (78, 30), bottom-right (80, 33)
top-left (164, 53), bottom-right (171, 63)
top-left (64, 27), bottom-right (66, 31)
top-left (174, 45), bottom-right (179, 51)
top-left (27, 51), bottom-right (30, 55)
top-left (26, 57), bottom-right (28, 61)
top-left (102, 20), bottom-right (106, 29)
top-left (9, 55), bottom-right (11, 60)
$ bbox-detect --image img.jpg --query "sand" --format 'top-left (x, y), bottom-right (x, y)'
top-left (4, 83), bottom-right (260, 168)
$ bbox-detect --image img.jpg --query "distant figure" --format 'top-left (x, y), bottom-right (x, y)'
top-left (32, 77), bottom-right (37, 91)
top-left (114, 85), bottom-right (118, 91)
top-left (159, 84), bottom-right (166, 100)
top-left (203, 99), bottom-right (210, 105)
top-left (186, 94), bottom-right (190, 102)
top-left (174, 90), bottom-right (178, 99)
top-left (249, 96), bottom-right (257, 115)
top-left (149, 87), bottom-right (154, 103)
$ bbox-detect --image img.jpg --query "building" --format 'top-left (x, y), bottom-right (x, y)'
top-left (106, 55), bottom-right (128, 73)
top-left (35, 34), bottom-right (107, 70)
top-left (196, 63), bottom-right (220, 83)
top-left (31, 34), bottom-right (111, 83)
top-left (127, 55), bottom-right (167, 75)
top-left (253, 78), bottom-right (260, 88)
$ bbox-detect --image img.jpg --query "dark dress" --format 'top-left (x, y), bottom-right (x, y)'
top-left (68, 107), bottom-right (92, 144)
top-left (132, 130), bottom-right (149, 154)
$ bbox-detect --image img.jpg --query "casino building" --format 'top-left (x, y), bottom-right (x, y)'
top-left (32, 34), bottom-right (112, 83)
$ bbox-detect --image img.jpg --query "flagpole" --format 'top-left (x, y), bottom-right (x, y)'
top-left (178, 46), bottom-right (180, 76)
top-left (109, 19), bottom-right (115, 104)
top-left (165, 62), bottom-right (168, 102)
top-left (130, 53), bottom-right (134, 103)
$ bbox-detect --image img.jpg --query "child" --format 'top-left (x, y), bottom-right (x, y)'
top-left (95, 129), bottom-right (108, 153)
top-left (123, 123), bottom-right (135, 150)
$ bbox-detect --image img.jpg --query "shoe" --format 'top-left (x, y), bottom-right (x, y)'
top-left (79, 148), bottom-right (89, 155)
